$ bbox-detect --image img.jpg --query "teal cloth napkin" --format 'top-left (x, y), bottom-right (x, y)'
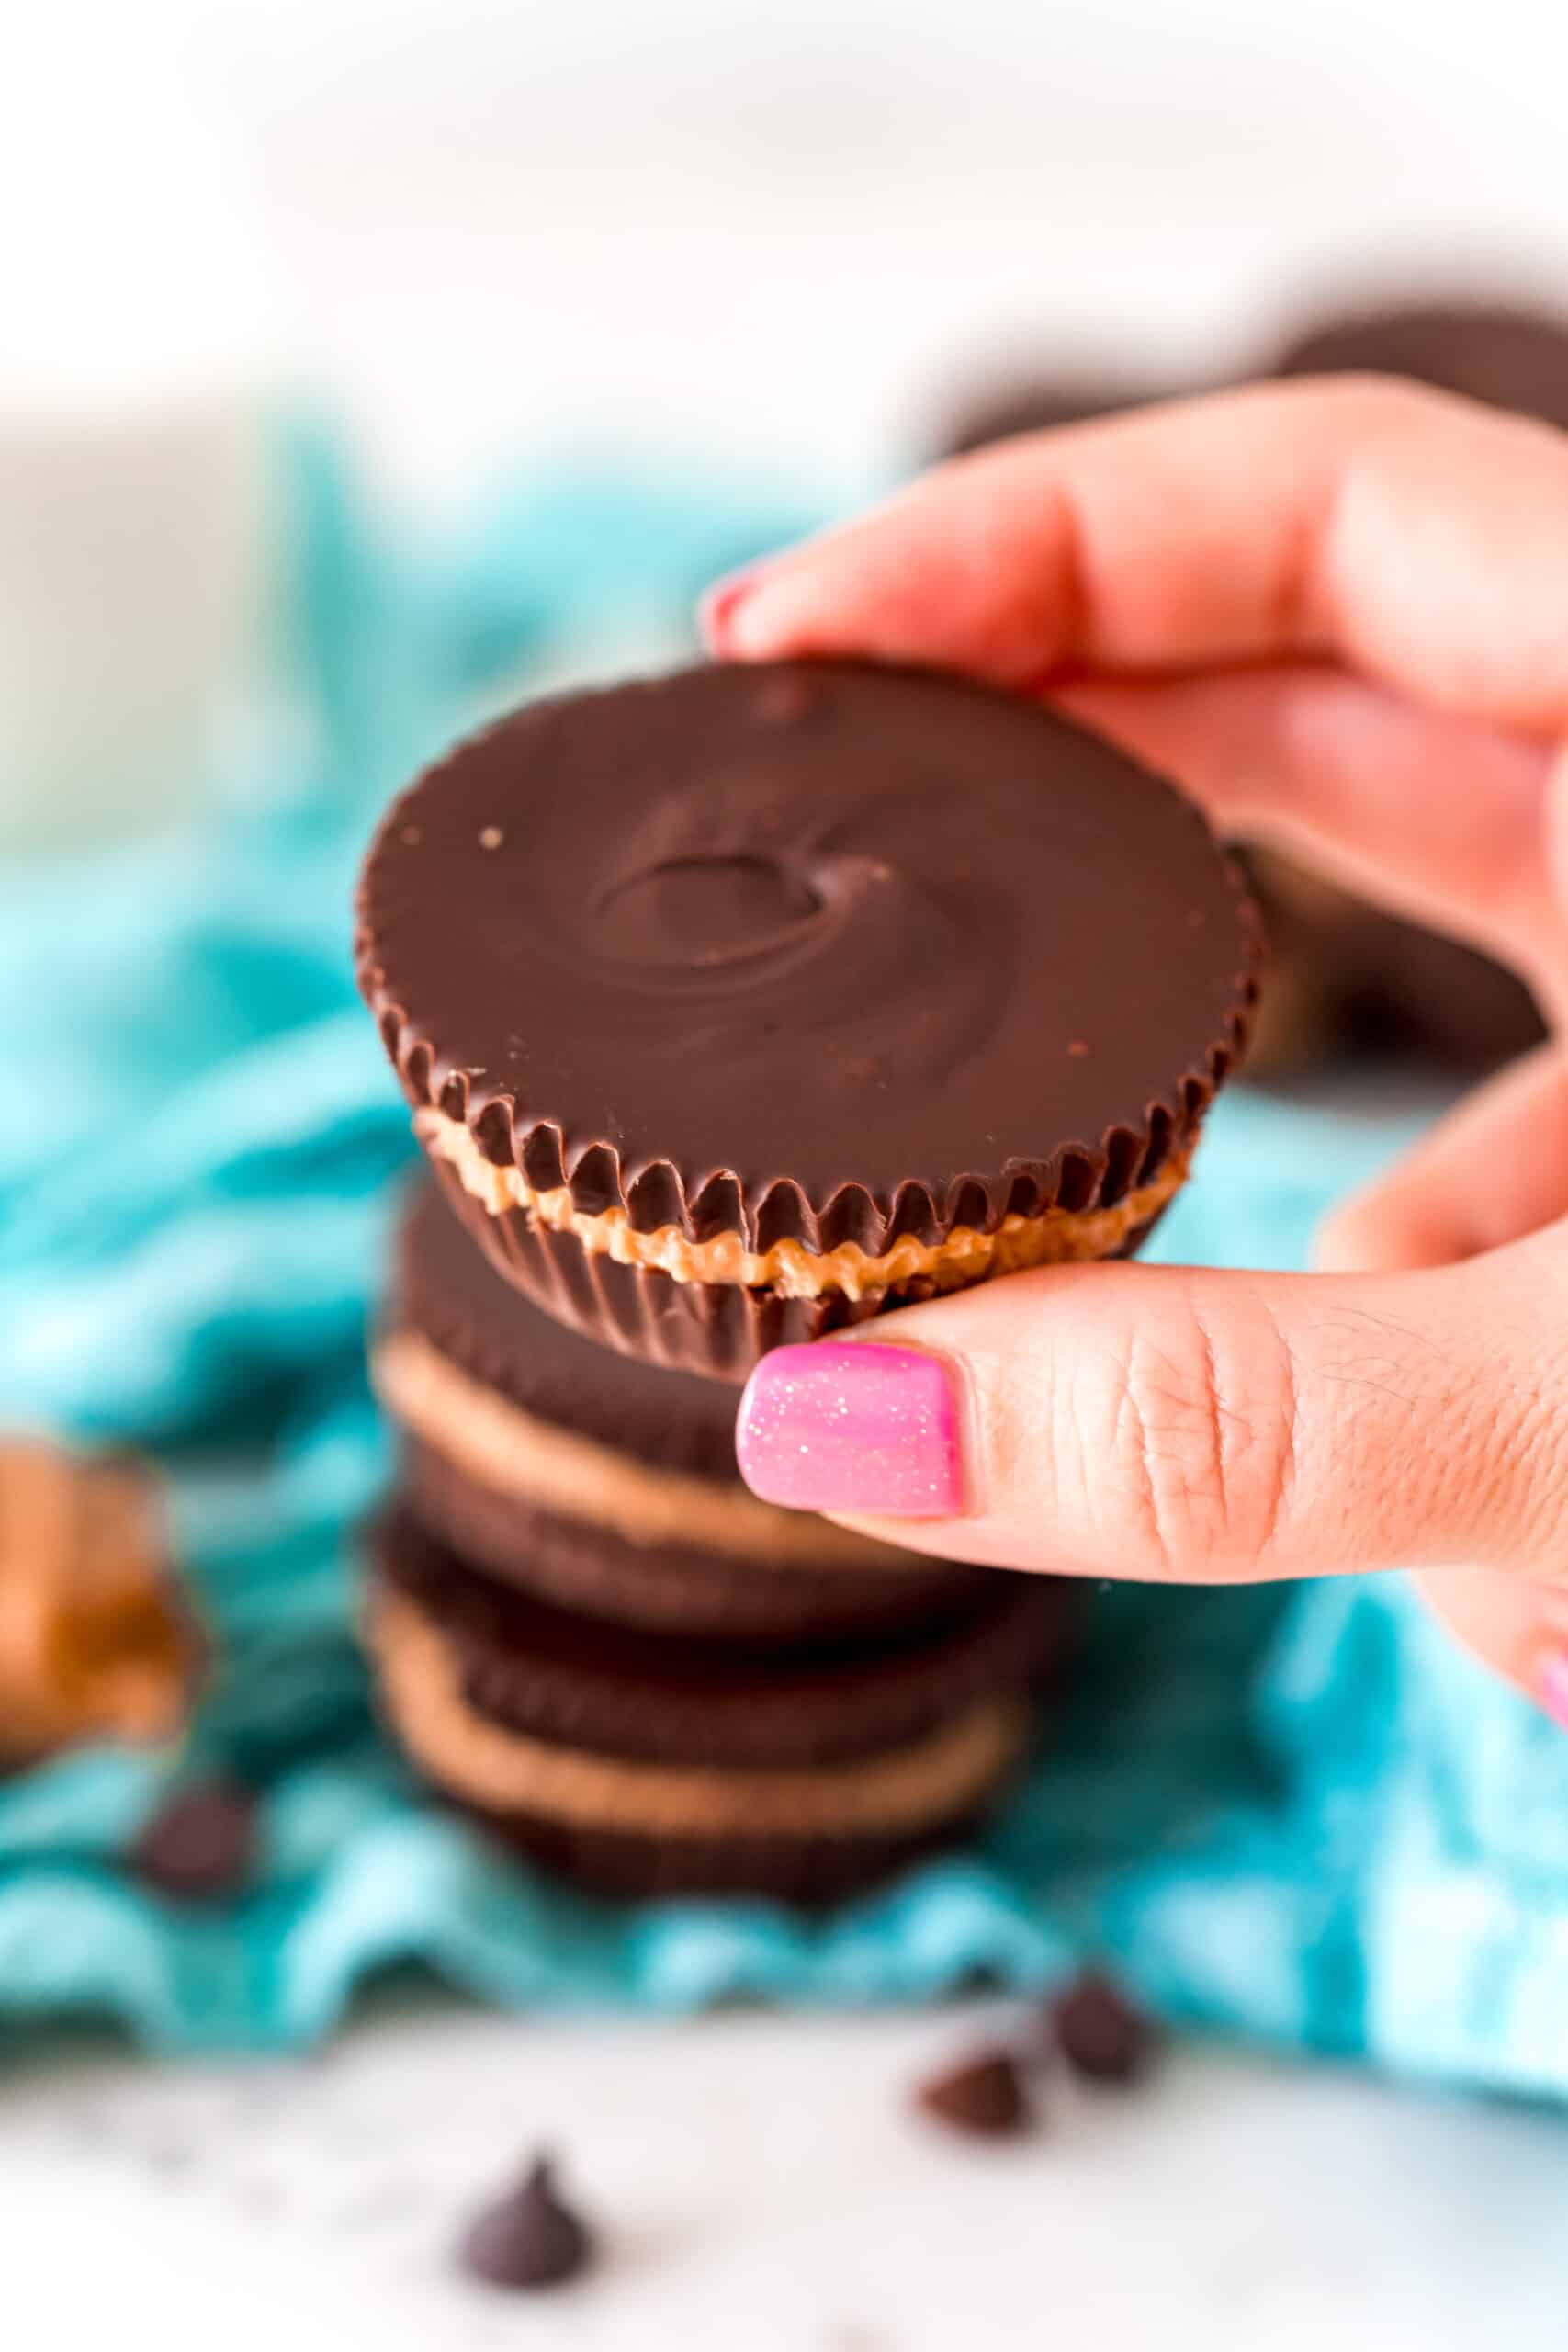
top-left (3, 422), bottom-right (1565, 2099)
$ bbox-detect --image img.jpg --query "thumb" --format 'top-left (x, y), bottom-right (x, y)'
top-left (734, 1238), bottom-right (1568, 1581)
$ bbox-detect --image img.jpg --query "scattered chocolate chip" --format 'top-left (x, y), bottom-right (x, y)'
top-left (129, 1778), bottom-right (258, 1903)
top-left (915, 2046), bottom-right (1033, 2139)
top-left (459, 2154), bottom-right (594, 2290)
top-left (1050, 1971), bottom-right (1158, 2085)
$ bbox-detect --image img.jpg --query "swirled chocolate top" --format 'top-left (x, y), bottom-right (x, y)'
top-left (357, 662), bottom-right (1254, 1252)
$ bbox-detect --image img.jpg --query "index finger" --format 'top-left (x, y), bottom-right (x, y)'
top-left (707, 378), bottom-right (1568, 736)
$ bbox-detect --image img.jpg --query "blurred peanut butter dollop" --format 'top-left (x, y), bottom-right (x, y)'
top-left (0, 1439), bottom-right (204, 1770)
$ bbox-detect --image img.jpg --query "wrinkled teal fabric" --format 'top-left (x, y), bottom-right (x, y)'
top-left (1, 422), bottom-right (1562, 2098)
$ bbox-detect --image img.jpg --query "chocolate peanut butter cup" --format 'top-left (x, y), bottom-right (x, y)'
top-left (1248, 297), bottom-right (1560, 1078)
top-left (357, 661), bottom-right (1257, 1378)
top-left (378, 1184), bottom-right (987, 1642)
top-left (1274, 298), bottom-right (1568, 424)
top-left (368, 1511), bottom-right (1073, 1904)
top-left (934, 370), bottom-right (1168, 458)
top-left (0, 1440), bottom-right (203, 1772)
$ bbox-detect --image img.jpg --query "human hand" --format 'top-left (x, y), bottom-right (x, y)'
top-left (705, 379), bottom-right (1568, 1719)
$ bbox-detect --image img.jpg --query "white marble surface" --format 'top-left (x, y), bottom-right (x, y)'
top-left (4, 2001), bottom-right (1565, 2348)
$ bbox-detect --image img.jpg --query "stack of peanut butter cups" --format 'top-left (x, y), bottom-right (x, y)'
top-left (355, 659), bottom-right (1256, 1902)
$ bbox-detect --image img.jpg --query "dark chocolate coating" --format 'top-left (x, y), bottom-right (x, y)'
top-left (389, 1184), bottom-right (989, 1637)
top-left (392, 1181), bottom-right (739, 1479)
top-left (432, 1146), bottom-right (1169, 1381)
top-left (358, 662), bottom-right (1255, 1257)
top-left (1258, 298), bottom-right (1560, 1077)
top-left (469, 1799), bottom-right (997, 1905)
top-left (937, 373), bottom-right (1168, 458)
top-left (1275, 299), bottom-right (1568, 425)
top-left (1240, 844), bottom-right (1545, 1078)
top-left (371, 1512), bottom-right (1074, 1772)
top-left (400, 1428), bottom-right (987, 1644)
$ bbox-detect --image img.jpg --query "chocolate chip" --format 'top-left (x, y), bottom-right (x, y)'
top-left (129, 1779), bottom-right (258, 1902)
top-left (1050, 1971), bottom-right (1158, 2085)
top-left (914, 2046), bottom-right (1033, 2139)
top-left (458, 2154), bottom-right (594, 2290)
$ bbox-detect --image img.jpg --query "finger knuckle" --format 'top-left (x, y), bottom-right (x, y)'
top-left (1475, 1337), bottom-right (1568, 1567)
top-left (1079, 1287), bottom-right (1299, 1575)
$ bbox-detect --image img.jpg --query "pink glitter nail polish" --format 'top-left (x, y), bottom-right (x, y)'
top-left (735, 1341), bottom-right (964, 1518)
top-left (1539, 1651), bottom-right (1568, 1730)
top-left (698, 563), bottom-right (765, 656)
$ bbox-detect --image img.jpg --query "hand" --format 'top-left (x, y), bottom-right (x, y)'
top-left (705, 378), bottom-right (1568, 1723)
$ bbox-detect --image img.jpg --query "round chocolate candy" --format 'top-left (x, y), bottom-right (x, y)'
top-left (358, 661), bottom-right (1256, 1376)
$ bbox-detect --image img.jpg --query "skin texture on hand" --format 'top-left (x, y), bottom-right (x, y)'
top-left (705, 377), bottom-right (1568, 1720)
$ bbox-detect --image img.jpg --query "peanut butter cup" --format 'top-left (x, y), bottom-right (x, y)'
top-left (377, 1184), bottom-right (986, 1642)
top-left (357, 661), bottom-right (1256, 1377)
top-left (0, 1439), bottom-right (203, 1771)
top-left (934, 370), bottom-right (1168, 457)
top-left (367, 1510), bottom-right (1074, 1904)
top-left (1248, 298), bottom-right (1563, 1078)
top-left (1275, 297), bottom-right (1568, 424)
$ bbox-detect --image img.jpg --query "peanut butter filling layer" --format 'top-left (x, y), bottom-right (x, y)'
top-left (371, 1587), bottom-right (1028, 1840)
top-left (0, 1440), bottom-right (199, 1765)
top-left (374, 1332), bottom-right (919, 1575)
top-left (416, 1108), bottom-right (1189, 1304)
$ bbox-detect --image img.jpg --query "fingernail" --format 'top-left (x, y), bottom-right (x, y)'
top-left (698, 561), bottom-right (769, 656)
top-left (736, 1341), bottom-right (964, 1518)
top-left (1539, 1650), bottom-right (1568, 1729)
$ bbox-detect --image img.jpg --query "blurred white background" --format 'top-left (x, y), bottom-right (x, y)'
top-left (7, 0), bottom-right (1568, 499)
top-left (5, 0), bottom-right (1565, 838)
